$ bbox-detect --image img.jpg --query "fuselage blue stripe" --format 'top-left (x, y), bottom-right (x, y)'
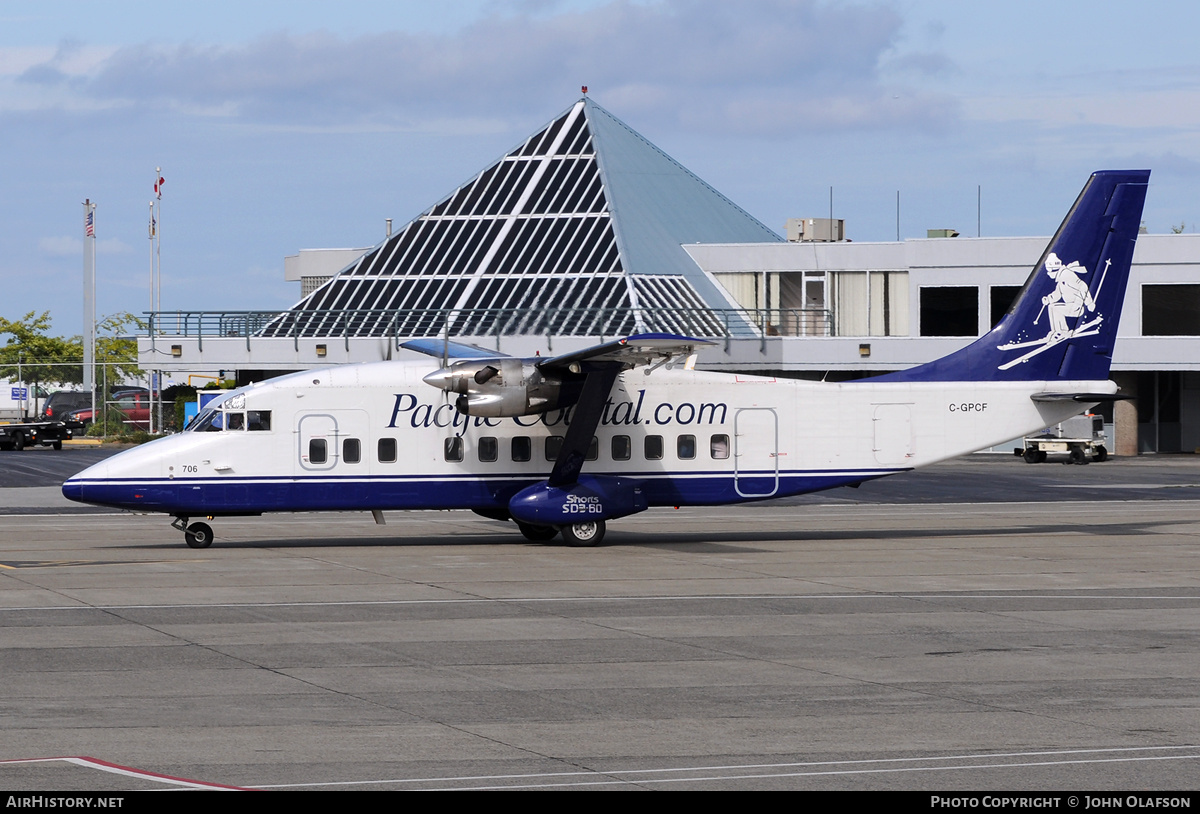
top-left (63, 469), bottom-right (904, 515)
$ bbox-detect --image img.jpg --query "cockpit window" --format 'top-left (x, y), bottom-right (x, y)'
top-left (188, 408), bottom-right (270, 432)
top-left (191, 409), bottom-right (224, 432)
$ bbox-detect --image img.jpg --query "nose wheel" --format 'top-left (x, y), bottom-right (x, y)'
top-left (184, 522), bottom-right (214, 549)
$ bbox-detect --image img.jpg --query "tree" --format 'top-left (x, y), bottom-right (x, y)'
top-left (0, 311), bottom-right (144, 390)
top-left (95, 312), bottom-right (144, 385)
top-left (0, 312), bottom-right (82, 386)
top-left (1172, 221), bottom-right (1187, 234)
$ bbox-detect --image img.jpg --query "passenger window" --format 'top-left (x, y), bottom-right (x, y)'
top-left (587, 437), bottom-right (599, 461)
top-left (645, 435), bottom-right (663, 460)
top-left (511, 436), bottom-right (531, 462)
top-left (247, 411), bottom-right (271, 431)
top-left (479, 436), bottom-right (498, 462)
top-left (309, 438), bottom-right (327, 464)
top-left (612, 435), bottom-right (631, 461)
top-left (677, 435), bottom-right (696, 460)
top-left (710, 434), bottom-right (730, 460)
top-left (545, 436), bottom-right (564, 461)
top-left (343, 438), bottom-right (361, 464)
top-left (444, 437), bottom-right (463, 462)
top-left (378, 437), bottom-right (397, 463)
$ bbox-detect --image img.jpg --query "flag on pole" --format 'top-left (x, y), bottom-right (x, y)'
top-left (149, 214), bottom-right (156, 238)
top-left (85, 209), bottom-right (94, 237)
top-left (155, 175), bottom-right (165, 199)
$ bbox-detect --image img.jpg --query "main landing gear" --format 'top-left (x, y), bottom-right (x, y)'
top-left (561, 520), bottom-right (606, 547)
top-left (516, 522), bottom-right (559, 542)
top-left (172, 516), bottom-right (214, 549)
top-left (515, 520), bottom-right (606, 546)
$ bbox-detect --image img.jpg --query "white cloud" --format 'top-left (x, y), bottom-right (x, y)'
top-left (39, 235), bottom-right (134, 257)
top-left (6, 0), bottom-right (956, 136)
top-left (39, 235), bottom-right (81, 256)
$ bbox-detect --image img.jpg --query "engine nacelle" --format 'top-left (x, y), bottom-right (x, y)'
top-left (508, 475), bottom-right (648, 526)
top-left (422, 357), bottom-right (579, 417)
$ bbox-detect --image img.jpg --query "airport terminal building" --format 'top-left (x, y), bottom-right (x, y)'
top-left (143, 98), bottom-right (1200, 456)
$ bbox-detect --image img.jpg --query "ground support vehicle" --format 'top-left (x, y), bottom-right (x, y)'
top-left (0, 419), bottom-right (83, 451)
top-left (1017, 414), bottom-right (1108, 464)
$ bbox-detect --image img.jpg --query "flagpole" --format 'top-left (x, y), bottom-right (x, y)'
top-left (154, 168), bottom-right (164, 434)
top-left (83, 200), bottom-right (96, 419)
top-left (148, 198), bottom-right (156, 434)
top-left (155, 167), bottom-right (162, 315)
top-left (149, 201), bottom-right (155, 314)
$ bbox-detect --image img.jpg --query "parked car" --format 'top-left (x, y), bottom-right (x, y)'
top-left (41, 390), bottom-right (93, 421)
top-left (67, 392), bottom-right (154, 431)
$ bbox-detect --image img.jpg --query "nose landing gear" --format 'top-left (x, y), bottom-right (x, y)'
top-left (172, 516), bottom-right (214, 549)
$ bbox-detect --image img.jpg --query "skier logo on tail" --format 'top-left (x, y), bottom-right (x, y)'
top-left (998, 252), bottom-right (1111, 371)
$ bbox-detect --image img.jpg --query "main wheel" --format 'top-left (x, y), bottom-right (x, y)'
top-left (1023, 447), bottom-right (1040, 464)
top-left (517, 522), bottom-right (559, 542)
top-left (185, 522), bottom-right (213, 549)
top-left (561, 520), bottom-right (605, 547)
top-left (1093, 445), bottom-right (1109, 462)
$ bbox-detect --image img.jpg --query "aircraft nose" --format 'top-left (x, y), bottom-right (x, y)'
top-left (62, 479), bottom-right (83, 502)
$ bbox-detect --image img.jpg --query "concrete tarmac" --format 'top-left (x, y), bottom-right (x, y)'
top-left (1, 455), bottom-right (1199, 790)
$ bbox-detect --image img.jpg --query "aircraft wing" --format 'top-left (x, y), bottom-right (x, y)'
top-left (538, 333), bottom-right (713, 373)
top-left (400, 338), bottom-right (510, 360)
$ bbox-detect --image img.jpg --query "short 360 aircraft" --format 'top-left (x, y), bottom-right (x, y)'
top-left (64, 170), bottom-right (1150, 548)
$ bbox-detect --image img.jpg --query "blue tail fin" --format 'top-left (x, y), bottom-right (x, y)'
top-left (874, 170), bottom-right (1149, 383)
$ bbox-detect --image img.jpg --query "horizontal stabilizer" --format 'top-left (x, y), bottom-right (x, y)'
top-left (1031, 392), bottom-right (1133, 403)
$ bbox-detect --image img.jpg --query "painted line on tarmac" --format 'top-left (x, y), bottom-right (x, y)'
top-left (249, 744), bottom-right (1200, 789)
top-left (1, 592), bottom-right (1197, 614)
top-left (0, 756), bottom-right (247, 790)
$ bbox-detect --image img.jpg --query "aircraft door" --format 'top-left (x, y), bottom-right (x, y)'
top-left (298, 413), bottom-right (339, 472)
top-left (734, 408), bottom-right (778, 498)
top-left (873, 404), bottom-right (913, 465)
top-left (298, 409), bottom-right (371, 474)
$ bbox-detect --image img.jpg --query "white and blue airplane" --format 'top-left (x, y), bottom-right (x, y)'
top-left (64, 170), bottom-right (1150, 548)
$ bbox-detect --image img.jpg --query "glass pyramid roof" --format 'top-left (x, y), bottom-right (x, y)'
top-left (262, 98), bottom-right (782, 339)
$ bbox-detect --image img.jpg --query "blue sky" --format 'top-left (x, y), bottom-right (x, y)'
top-left (4, 0), bottom-right (1200, 334)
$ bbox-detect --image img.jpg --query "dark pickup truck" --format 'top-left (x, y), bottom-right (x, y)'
top-left (0, 419), bottom-right (83, 450)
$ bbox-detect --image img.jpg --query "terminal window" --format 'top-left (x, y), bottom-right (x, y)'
top-left (920, 286), bottom-right (978, 336)
top-left (1143, 284), bottom-right (1200, 335)
top-left (989, 285), bottom-right (1022, 328)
